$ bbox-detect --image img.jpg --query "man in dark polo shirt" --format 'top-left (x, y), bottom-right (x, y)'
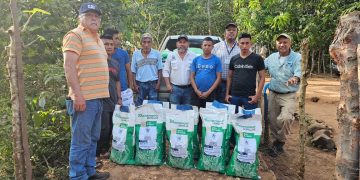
top-left (225, 33), bottom-right (265, 112)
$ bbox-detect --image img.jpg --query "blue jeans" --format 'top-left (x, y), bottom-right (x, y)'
top-left (135, 80), bottom-right (158, 106)
top-left (169, 85), bottom-right (193, 105)
top-left (66, 99), bottom-right (103, 180)
top-left (215, 81), bottom-right (226, 103)
top-left (230, 96), bottom-right (257, 113)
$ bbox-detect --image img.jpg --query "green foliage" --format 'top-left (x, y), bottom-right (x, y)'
top-left (0, 62), bottom-right (69, 178)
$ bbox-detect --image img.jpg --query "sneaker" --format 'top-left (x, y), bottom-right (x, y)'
top-left (88, 171), bottom-right (110, 180)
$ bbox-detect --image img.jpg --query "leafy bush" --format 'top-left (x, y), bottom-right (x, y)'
top-left (0, 62), bottom-right (70, 179)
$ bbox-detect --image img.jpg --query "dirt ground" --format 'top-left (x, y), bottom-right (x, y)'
top-left (100, 76), bottom-right (340, 180)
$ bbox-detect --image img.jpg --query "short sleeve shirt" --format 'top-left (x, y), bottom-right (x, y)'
top-left (190, 55), bottom-right (222, 92)
top-left (112, 48), bottom-right (130, 91)
top-left (62, 26), bottom-right (109, 100)
top-left (103, 58), bottom-right (120, 111)
top-left (131, 48), bottom-right (163, 82)
top-left (229, 53), bottom-right (265, 97)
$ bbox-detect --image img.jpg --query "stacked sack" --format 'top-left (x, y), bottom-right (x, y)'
top-left (109, 101), bottom-right (262, 179)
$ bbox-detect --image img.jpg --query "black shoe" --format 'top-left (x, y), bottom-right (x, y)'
top-left (88, 171), bottom-right (110, 180)
top-left (267, 146), bottom-right (282, 157)
top-left (273, 140), bottom-right (285, 153)
top-left (268, 141), bottom-right (285, 157)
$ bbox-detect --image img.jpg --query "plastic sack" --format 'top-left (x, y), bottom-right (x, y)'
top-left (226, 107), bottom-right (262, 179)
top-left (165, 109), bottom-right (195, 169)
top-left (171, 104), bottom-right (200, 159)
top-left (206, 101), bottom-right (236, 163)
top-left (134, 103), bottom-right (165, 165)
top-left (197, 108), bottom-right (228, 173)
top-left (110, 105), bottom-right (136, 164)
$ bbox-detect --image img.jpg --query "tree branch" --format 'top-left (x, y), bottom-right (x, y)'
top-left (21, 13), bottom-right (35, 32)
top-left (23, 36), bottom-right (40, 49)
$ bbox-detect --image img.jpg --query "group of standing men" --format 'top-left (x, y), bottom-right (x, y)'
top-left (62, 2), bottom-right (301, 180)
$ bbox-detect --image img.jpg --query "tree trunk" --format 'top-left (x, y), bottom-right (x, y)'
top-left (298, 39), bottom-right (309, 179)
top-left (310, 50), bottom-right (315, 76)
top-left (206, 0), bottom-right (211, 35)
top-left (330, 56), bottom-right (333, 76)
top-left (322, 50), bottom-right (326, 74)
top-left (329, 11), bottom-right (360, 180)
top-left (317, 50), bottom-right (321, 74)
top-left (7, 0), bottom-right (32, 179)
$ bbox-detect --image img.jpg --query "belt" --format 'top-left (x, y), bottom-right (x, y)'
top-left (269, 89), bottom-right (294, 94)
top-left (172, 84), bottom-right (192, 89)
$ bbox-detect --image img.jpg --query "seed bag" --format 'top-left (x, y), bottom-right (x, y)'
top-left (134, 103), bottom-right (165, 165)
top-left (171, 104), bottom-right (200, 159)
top-left (165, 109), bottom-right (195, 169)
top-left (226, 107), bottom-right (262, 179)
top-left (110, 105), bottom-right (136, 165)
top-left (198, 108), bottom-right (228, 173)
top-left (206, 101), bottom-right (235, 163)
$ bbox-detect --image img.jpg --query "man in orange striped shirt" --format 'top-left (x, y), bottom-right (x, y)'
top-left (63, 2), bottom-right (110, 180)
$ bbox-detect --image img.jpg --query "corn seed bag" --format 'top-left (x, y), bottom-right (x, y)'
top-left (198, 108), bottom-right (228, 173)
top-left (110, 105), bottom-right (136, 164)
top-left (206, 101), bottom-right (236, 163)
top-left (165, 109), bottom-right (195, 169)
top-left (135, 103), bottom-right (165, 165)
top-left (226, 108), bottom-right (262, 179)
top-left (171, 104), bottom-right (200, 159)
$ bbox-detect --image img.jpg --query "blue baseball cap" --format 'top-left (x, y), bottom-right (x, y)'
top-left (79, 2), bottom-right (102, 15)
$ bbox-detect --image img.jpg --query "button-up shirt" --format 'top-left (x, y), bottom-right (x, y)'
top-left (212, 40), bottom-right (240, 80)
top-left (162, 50), bottom-right (196, 86)
top-left (264, 50), bottom-right (302, 93)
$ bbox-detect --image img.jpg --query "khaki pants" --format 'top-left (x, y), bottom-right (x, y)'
top-left (268, 91), bottom-right (296, 143)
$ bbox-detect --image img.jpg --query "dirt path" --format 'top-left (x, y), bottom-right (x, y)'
top-left (265, 76), bottom-right (340, 180)
top-left (100, 76), bottom-right (340, 180)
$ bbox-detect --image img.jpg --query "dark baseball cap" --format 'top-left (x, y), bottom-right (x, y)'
top-left (79, 2), bottom-right (102, 15)
top-left (177, 35), bottom-right (188, 41)
top-left (225, 23), bottom-right (237, 29)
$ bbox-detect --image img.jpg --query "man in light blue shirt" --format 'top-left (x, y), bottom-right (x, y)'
top-left (131, 33), bottom-right (163, 106)
top-left (264, 33), bottom-right (301, 157)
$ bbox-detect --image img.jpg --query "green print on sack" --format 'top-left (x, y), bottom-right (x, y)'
top-left (134, 104), bottom-right (165, 165)
top-left (110, 105), bottom-right (136, 165)
top-left (226, 114), bottom-right (262, 179)
top-left (197, 108), bottom-right (228, 173)
top-left (165, 109), bottom-right (195, 169)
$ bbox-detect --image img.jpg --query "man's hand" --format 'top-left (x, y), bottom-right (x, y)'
top-left (156, 82), bottom-right (161, 92)
top-left (201, 91), bottom-right (211, 99)
top-left (287, 76), bottom-right (300, 85)
top-left (133, 84), bottom-right (139, 93)
top-left (166, 84), bottom-right (173, 92)
top-left (73, 94), bottom-right (86, 111)
top-left (195, 89), bottom-right (202, 98)
top-left (225, 94), bottom-right (232, 103)
top-left (117, 98), bottom-right (122, 106)
top-left (248, 95), bottom-right (260, 104)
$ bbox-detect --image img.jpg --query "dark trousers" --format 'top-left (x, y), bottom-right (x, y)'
top-left (96, 111), bottom-right (113, 156)
top-left (191, 91), bottom-right (215, 108)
